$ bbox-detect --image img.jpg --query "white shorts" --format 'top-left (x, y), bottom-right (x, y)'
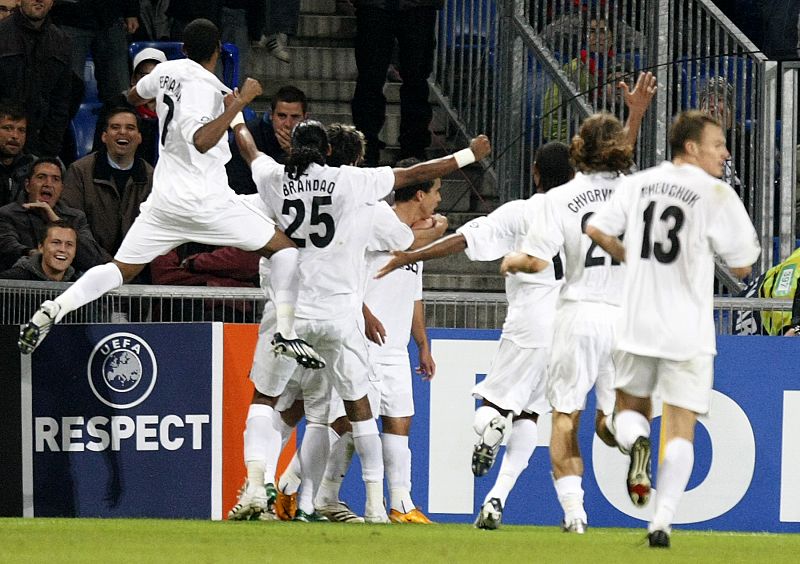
top-left (547, 301), bottom-right (618, 415)
top-left (472, 338), bottom-right (551, 416)
top-left (375, 359), bottom-right (415, 418)
top-left (275, 368), bottom-right (334, 425)
top-left (114, 195), bottom-right (276, 264)
top-left (295, 315), bottom-right (375, 403)
top-left (250, 304), bottom-right (299, 398)
top-left (613, 351), bottom-right (715, 415)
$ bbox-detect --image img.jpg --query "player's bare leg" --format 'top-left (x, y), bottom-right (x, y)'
top-left (19, 260), bottom-right (145, 354)
top-left (550, 410), bottom-right (587, 533)
top-left (256, 230), bottom-right (324, 369)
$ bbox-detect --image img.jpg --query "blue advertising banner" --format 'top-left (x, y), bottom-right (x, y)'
top-left (336, 329), bottom-right (800, 533)
top-left (23, 324), bottom-right (222, 518)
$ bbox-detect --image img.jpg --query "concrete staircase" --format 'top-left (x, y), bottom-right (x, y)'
top-left (243, 0), bottom-right (503, 292)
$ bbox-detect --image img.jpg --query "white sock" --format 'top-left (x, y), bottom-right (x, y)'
top-left (651, 438), bottom-right (694, 532)
top-left (314, 431), bottom-right (353, 507)
top-left (269, 247), bottom-right (299, 338)
top-left (485, 418), bottom-right (538, 506)
top-left (473, 405), bottom-right (502, 436)
top-left (278, 451), bottom-right (302, 495)
top-left (382, 433), bottom-right (414, 512)
top-left (243, 404), bottom-right (282, 485)
top-left (296, 423), bottom-right (330, 514)
top-left (54, 263), bottom-right (123, 321)
top-left (614, 410), bottom-right (651, 453)
top-left (554, 475), bottom-right (587, 523)
top-left (351, 419), bottom-right (383, 483)
top-left (276, 417), bottom-right (294, 451)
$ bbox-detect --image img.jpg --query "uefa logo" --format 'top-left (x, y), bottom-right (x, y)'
top-left (87, 332), bottom-right (158, 409)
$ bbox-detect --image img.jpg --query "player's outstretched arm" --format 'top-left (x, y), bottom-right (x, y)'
top-left (233, 120), bottom-right (266, 167)
top-left (393, 135), bottom-right (491, 188)
top-left (127, 85), bottom-right (151, 107)
top-left (621, 71), bottom-right (657, 147)
top-left (194, 78), bottom-right (263, 154)
top-left (585, 224), bottom-right (626, 263)
top-left (376, 233), bottom-right (468, 279)
top-left (499, 251), bottom-right (549, 275)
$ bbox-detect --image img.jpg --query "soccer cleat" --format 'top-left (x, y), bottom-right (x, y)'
top-left (292, 509), bottom-right (330, 522)
top-left (316, 501), bottom-right (365, 523)
top-left (364, 511), bottom-right (391, 524)
top-left (274, 489), bottom-right (297, 521)
top-left (271, 333), bottom-right (326, 369)
top-left (389, 508), bottom-right (433, 524)
top-left (561, 518), bottom-right (588, 534)
top-left (18, 300), bottom-right (61, 354)
top-left (474, 498), bottom-right (503, 530)
top-left (472, 415), bottom-right (507, 477)
top-left (627, 436), bottom-right (652, 507)
top-left (648, 529), bottom-right (670, 548)
top-left (228, 480), bottom-right (270, 520)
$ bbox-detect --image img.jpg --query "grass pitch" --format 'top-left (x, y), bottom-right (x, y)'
top-left (1, 519), bottom-right (798, 563)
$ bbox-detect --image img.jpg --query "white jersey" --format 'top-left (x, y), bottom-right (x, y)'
top-left (457, 196), bottom-right (562, 348)
top-left (363, 203), bottom-right (419, 363)
top-left (135, 58), bottom-right (233, 215)
top-left (522, 172), bottom-right (626, 306)
top-left (252, 156), bottom-right (396, 319)
top-left (589, 161), bottom-right (760, 360)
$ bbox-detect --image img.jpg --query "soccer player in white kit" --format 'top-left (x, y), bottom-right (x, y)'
top-left (229, 117), bottom-right (491, 522)
top-left (360, 159), bottom-right (447, 524)
top-left (378, 142), bottom-right (575, 529)
top-left (18, 19), bottom-right (322, 369)
top-left (586, 110), bottom-right (760, 548)
top-left (501, 113), bottom-right (634, 534)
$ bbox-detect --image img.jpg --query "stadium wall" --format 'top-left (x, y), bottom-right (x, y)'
top-left (1, 323), bottom-right (798, 532)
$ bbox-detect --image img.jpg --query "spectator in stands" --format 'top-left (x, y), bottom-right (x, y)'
top-left (62, 108), bottom-right (153, 259)
top-left (351, 0), bottom-right (443, 166)
top-left (150, 241), bottom-right (260, 321)
top-left (165, 0), bottom-right (222, 39)
top-left (0, 157), bottom-right (110, 271)
top-left (0, 0), bottom-right (17, 21)
top-left (94, 47), bottom-right (166, 166)
top-left (226, 85), bottom-right (308, 194)
top-left (220, 1), bottom-right (265, 85)
top-left (0, 101), bottom-right (34, 207)
top-left (0, 219), bottom-right (79, 282)
top-left (50, 1), bottom-right (139, 104)
top-left (542, 7), bottom-right (617, 142)
top-left (697, 75), bottom-right (745, 191)
top-left (0, 0), bottom-right (73, 157)
top-left (136, 0), bottom-right (170, 40)
top-left (257, 0), bottom-right (298, 64)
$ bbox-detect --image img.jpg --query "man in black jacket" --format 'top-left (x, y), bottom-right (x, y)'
top-left (0, 101), bottom-right (35, 207)
top-left (0, 156), bottom-right (110, 271)
top-left (0, 0), bottom-right (73, 157)
top-left (351, 0), bottom-right (444, 166)
top-left (1, 219), bottom-right (79, 282)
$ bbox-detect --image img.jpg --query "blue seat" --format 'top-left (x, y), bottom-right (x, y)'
top-left (128, 41), bottom-right (241, 89)
top-left (69, 102), bottom-right (103, 161)
top-left (82, 58), bottom-right (99, 104)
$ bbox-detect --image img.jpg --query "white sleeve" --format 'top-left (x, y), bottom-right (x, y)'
top-left (457, 200), bottom-right (524, 261)
top-left (134, 68), bottom-right (160, 100)
top-left (250, 154), bottom-right (283, 208)
top-left (520, 194), bottom-right (563, 260)
top-left (588, 177), bottom-right (631, 237)
top-left (343, 165), bottom-right (395, 205)
top-left (368, 201), bottom-right (414, 251)
top-left (708, 186), bottom-right (761, 268)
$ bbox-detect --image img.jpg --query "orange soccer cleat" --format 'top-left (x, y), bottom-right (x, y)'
top-left (389, 508), bottom-right (433, 524)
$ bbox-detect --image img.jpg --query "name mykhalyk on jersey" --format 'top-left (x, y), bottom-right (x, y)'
top-left (283, 178), bottom-right (336, 196)
top-left (159, 75), bottom-right (182, 101)
top-left (640, 183), bottom-right (700, 207)
top-left (567, 188), bottom-right (614, 213)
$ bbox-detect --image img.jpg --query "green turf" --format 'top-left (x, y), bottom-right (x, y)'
top-left (1, 519), bottom-right (798, 563)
